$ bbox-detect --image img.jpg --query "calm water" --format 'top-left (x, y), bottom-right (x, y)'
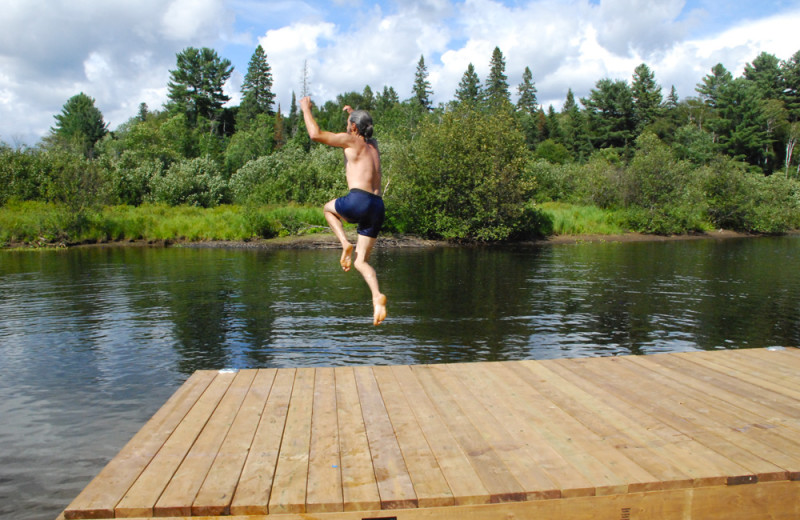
top-left (1, 236), bottom-right (799, 519)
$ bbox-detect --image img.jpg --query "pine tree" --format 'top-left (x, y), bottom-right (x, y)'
top-left (455, 63), bottom-right (483, 105)
top-left (516, 66), bottom-right (538, 115)
top-left (288, 92), bottom-right (298, 137)
top-left (631, 63), bottom-right (663, 132)
top-left (239, 45), bottom-right (275, 127)
top-left (413, 55), bottom-right (433, 110)
top-left (486, 47), bottom-right (510, 109)
top-left (582, 78), bottom-right (636, 150)
top-left (744, 52), bottom-right (782, 100)
top-left (167, 47), bottom-right (233, 129)
top-left (696, 63), bottom-right (732, 108)
top-left (781, 50), bottom-right (800, 122)
top-left (48, 92), bottom-right (108, 157)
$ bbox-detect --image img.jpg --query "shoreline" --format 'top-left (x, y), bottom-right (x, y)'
top-left (25, 228), bottom-right (780, 252)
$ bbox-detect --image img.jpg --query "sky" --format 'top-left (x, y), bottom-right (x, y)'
top-left (1, 0), bottom-right (799, 146)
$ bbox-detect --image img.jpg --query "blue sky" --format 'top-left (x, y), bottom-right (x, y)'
top-left (1, 0), bottom-right (799, 146)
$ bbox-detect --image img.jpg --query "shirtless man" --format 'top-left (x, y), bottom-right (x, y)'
top-left (300, 96), bottom-right (387, 325)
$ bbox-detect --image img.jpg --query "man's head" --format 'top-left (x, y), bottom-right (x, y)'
top-left (348, 110), bottom-right (374, 140)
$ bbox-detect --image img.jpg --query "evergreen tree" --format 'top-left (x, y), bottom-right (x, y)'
top-left (582, 78), bottom-right (636, 150)
top-left (362, 85), bottom-right (375, 111)
top-left (239, 45), bottom-right (275, 127)
top-left (561, 88), bottom-right (591, 160)
top-left (631, 63), bottom-right (663, 132)
top-left (48, 92), bottom-right (108, 157)
top-left (455, 63), bottom-right (483, 105)
top-left (696, 63), bottom-right (732, 108)
top-left (744, 52), bottom-right (782, 100)
top-left (781, 50), bottom-right (800, 122)
top-left (167, 47), bottom-right (233, 129)
top-left (665, 85), bottom-right (679, 109)
top-left (545, 105), bottom-right (562, 141)
top-left (516, 66), bottom-right (538, 115)
top-left (486, 47), bottom-right (510, 109)
top-left (715, 77), bottom-right (770, 169)
top-left (137, 102), bottom-right (149, 122)
top-left (377, 85), bottom-right (400, 112)
top-left (274, 104), bottom-right (286, 149)
top-left (413, 55), bottom-right (433, 110)
top-left (288, 92), bottom-right (298, 137)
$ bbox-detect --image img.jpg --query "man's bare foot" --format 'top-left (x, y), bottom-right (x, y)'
top-left (340, 243), bottom-right (353, 272)
top-left (373, 294), bottom-right (387, 326)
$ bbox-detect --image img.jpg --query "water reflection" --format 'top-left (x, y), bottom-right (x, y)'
top-left (1, 236), bottom-right (800, 519)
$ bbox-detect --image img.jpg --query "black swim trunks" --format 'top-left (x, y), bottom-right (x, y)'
top-left (334, 188), bottom-right (385, 238)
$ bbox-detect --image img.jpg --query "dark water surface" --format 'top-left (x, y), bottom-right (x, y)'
top-left (1, 236), bottom-right (799, 519)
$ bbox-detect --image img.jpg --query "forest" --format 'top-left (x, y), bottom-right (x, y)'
top-left (1, 44), bottom-right (800, 245)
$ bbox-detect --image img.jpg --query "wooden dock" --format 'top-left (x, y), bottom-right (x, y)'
top-left (60, 348), bottom-right (800, 519)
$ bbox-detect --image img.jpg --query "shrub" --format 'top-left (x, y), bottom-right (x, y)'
top-left (230, 143), bottom-right (345, 205)
top-left (620, 133), bottom-right (707, 234)
top-left (149, 157), bottom-right (229, 207)
top-left (390, 105), bottom-right (534, 241)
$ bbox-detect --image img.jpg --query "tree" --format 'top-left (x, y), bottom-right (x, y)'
top-left (486, 47), bottom-right (510, 109)
top-left (455, 63), bottom-right (483, 105)
top-left (631, 63), bottom-right (663, 132)
top-left (780, 50), bottom-right (800, 121)
top-left (744, 52), bottom-right (782, 100)
top-left (413, 55), bottom-right (433, 110)
top-left (48, 92), bottom-right (108, 157)
top-left (582, 78), bottom-right (636, 151)
top-left (167, 47), bottom-right (233, 130)
top-left (715, 77), bottom-right (770, 169)
top-left (696, 63), bottom-right (732, 108)
top-left (239, 45), bottom-right (275, 127)
top-left (516, 66), bottom-right (538, 115)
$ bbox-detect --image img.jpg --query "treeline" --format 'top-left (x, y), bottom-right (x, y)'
top-left (2, 44), bottom-right (800, 243)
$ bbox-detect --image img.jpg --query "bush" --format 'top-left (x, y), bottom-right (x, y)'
top-left (230, 143), bottom-right (346, 205)
top-left (703, 158), bottom-right (800, 233)
top-left (619, 133), bottom-right (707, 234)
top-left (390, 105), bottom-right (534, 241)
top-left (149, 157), bottom-right (229, 207)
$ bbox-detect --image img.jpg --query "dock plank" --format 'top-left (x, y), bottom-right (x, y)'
top-left (413, 364), bottom-right (527, 502)
top-left (228, 368), bottom-right (295, 515)
top-left (391, 365), bottom-right (490, 505)
top-left (455, 362), bottom-right (596, 498)
top-left (63, 370), bottom-right (217, 520)
top-left (572, 356), bottom-right (775, 483)
top-left (334, 367), bottom-right (381, 512)
top-left (517, 359), bottom-right (694, 490)
top-left (372, 366), bottom-right (455, 508)
top-left (191, 368), bottom-right (277, 516)
top-left (61, 348), bottom-right (800, 520)
top-left (354, 366), bottom-right (418, 509)
top-left (547, 358), bottom-right (744, 487)
top-left (306, 367), bottom-right (343, 513)
top-left (154, 369), bottom-right (256, 516)
top-left (438, 364), bottom-right (562, 499)
top-left (114, 370), bottom-right (236, 518)
top-left (267, 367), bottom-right (315, 514)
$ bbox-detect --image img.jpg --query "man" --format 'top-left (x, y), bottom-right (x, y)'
top-left (300, 96), bottom-right (387, 325)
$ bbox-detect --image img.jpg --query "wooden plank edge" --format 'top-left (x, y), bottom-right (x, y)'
top-left (56, 480), bottom-right (800, 520)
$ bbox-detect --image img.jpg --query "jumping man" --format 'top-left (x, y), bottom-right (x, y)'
top-left (300, 96), bottom-right (387, 325)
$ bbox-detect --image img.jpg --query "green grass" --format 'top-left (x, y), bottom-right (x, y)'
top-left (539, 201), bottom-right (628, 236)
top-left (2, 200), bottom-right (640, 248)
top-left (0, 201), bottom-right (328, 247)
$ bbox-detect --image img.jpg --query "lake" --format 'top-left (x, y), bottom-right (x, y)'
top-left (1, 235), bottom-right (799, 519)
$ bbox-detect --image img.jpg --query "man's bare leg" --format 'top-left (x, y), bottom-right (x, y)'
top-left (324, 200), bottom-right (353, 271)
top-left (353, 234), bottom-right (387, 325)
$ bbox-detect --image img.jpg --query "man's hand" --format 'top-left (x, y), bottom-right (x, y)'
top-left (343, 105), bottom-right (354, 114)
top-left (300, 96), bottom-right (312, 112)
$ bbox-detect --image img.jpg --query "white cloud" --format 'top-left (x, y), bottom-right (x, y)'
top-left (1, 0), bottom-right (798, 145)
